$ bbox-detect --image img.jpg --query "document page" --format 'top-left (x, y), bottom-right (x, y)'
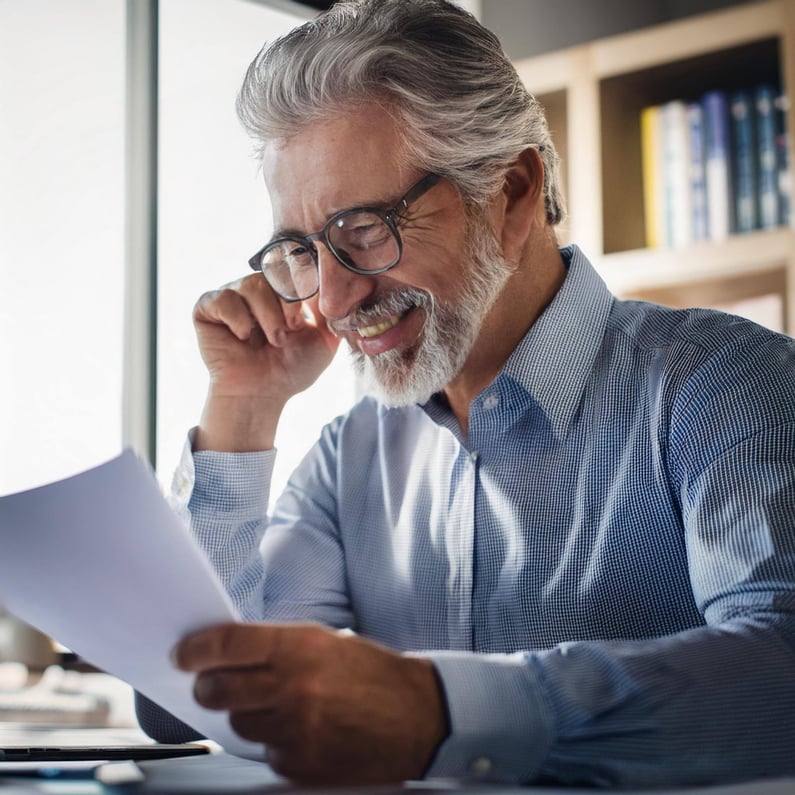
top-left (0, 449), bottom-right (262, 759)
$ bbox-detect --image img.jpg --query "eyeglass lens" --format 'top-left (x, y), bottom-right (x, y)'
top-left (259, 210), bottom-right (400, 301)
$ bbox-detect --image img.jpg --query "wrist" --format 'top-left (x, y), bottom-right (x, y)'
top-left (196, 392), bottom-right (287, 452)
top-left (416, 658), bottom-right (451, 776)
top-left (416, 650), bottom-right (554, 783)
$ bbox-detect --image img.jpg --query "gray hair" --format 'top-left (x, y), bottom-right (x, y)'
top-left (236, 0), bottom-right (565, 225)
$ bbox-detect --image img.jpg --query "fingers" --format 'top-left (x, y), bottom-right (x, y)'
top-left (229, 709), bottom-right (282, 742)
top-left (174, 622), bottom-right (327, 673)
top-left (193, 665), bottom-right (279, 712)
top-left (229, 712), bottom-right (308, 780)
top-left (175, 623), bottom-right (329, 746)
top-left (228, 710), bottom-right (313, 772)
top-left (174, 623), bottom-right (272, 672)
top-left (174, 624), bottom-right (448, 784)
top-left (241, 275), bottom-right (307, 346)
top-left (193, 273), bottom-right (306, 348)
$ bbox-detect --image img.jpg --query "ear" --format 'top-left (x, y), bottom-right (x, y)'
top-left (496, 147), bottom-right (545, 260)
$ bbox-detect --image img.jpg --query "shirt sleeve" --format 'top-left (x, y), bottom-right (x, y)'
top-left (424, 616), bottom-right (795, 786)
top-left (173, 421), bottom-right (353, 628)
top-left (169, 429), bottom-right (276, 620)
top-left (424, 333), bottom-right (795, 787)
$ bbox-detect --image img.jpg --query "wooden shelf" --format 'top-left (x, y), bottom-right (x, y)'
top-left (595, 228), bottom-right (793, 293)
top-left (513, 0), bottom-right (795, 335)
top-left (590, 1), bottom-right (788, 78)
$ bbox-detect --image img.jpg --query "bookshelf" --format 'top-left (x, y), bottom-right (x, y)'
top-left (514, 0), bottom-right (795, 334)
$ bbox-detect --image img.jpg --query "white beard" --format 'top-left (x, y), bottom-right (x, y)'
top-left (347, 212), bottom-right (514, 407)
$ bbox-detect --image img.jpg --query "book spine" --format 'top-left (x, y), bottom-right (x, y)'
top-left (687, 101), bottom-right (709, 242)
top-left (730, 89), bottom-right (758, 233)
top-left (662, 100), bottom-right (692, 247)
top-left (641, 104), bottom-right (664, 248)
top-left (774, 92), bottom-right (792, 227)
top-left (754, 84), bottom-right (779, 229)
top-left (701, 90), bottom-right (731, 241)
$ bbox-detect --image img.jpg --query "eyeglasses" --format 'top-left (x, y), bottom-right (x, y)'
top-left (248, 173), bottom-right (441, 302)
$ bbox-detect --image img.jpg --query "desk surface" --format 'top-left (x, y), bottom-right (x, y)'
top-left (0, 751), bottom-right (794, 795)
top-left (0, 721), bottom-right (792, 795)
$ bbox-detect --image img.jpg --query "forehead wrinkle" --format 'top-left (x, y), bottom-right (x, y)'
top-left (262, 106), bottom-right (416, 236)
top-left (270, 171), bottom-right (425, 240)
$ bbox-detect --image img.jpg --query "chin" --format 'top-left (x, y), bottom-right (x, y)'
top-left (347, 341), bottom-right (458, 408)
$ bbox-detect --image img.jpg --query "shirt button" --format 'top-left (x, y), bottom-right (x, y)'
top-left (469, 451), bottom-right (479, 463)
top-left (469, 756), bottom-right (493, 776)
top-left (483, 393), bottom-right (499, 410)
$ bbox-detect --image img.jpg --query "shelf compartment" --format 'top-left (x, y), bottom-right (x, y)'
top-left (600, 37), bottom-right (783, 255)
top-left (595, 226), bottom-right (792, 292)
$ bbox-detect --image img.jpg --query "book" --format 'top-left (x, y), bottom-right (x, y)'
top-left (774, 92), bottom-right (792, 227)
top-left (701, 90), bottom-right (732, 241)
top-left (754, 84), bottom-right (779, 229)
top-left (730, 89), bottom-right (758, 233)
top-left (687, 101), bottom-right (709, 242)
top-left (641, 104), bottom-right (666, 248)
top-left (661, 100), bottom-right (693, 247)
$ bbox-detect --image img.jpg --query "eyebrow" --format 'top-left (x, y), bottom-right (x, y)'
top-left (269, 190), bottom-right (403, 242)
top-left (269, 225), bottom-right (310, 241)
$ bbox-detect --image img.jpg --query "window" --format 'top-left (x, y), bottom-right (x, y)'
top-left (157, 0), bottom-right (357, 498)
top-left (2, 0), bottom-right (357, 505)
top-left (0, 0), bottom-right (126, 493)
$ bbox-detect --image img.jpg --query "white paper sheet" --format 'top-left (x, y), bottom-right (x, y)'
top-left (0, 448), bottom-right (262, 759)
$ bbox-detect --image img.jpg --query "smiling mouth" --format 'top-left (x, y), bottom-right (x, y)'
top-left (329, 289), bottom-right (429, 344)
top-left (356, 314), bottom-right (401, 338)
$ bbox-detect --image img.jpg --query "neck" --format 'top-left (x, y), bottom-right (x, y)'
top-left (443, 230), bottom-right (565, 435)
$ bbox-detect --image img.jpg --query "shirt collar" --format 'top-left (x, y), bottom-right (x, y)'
top-left (501, 244), bottom-right (614, 439)
top-left (420, 244), bottom-right (614, 440)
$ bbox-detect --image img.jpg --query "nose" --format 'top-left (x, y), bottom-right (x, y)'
top-left (315, 243), bottom-right (376, 322)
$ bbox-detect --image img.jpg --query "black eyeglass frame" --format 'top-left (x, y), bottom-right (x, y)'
top-left (248, 173), bottom-right (441, 302)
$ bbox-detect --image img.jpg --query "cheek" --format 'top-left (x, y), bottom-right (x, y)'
top-left (397, 231), bottom-right (470, 296)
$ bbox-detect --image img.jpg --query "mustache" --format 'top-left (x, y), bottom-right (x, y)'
top-left (327, 287), bottom-right (432, 335)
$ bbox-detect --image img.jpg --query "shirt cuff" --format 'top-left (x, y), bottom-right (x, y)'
top-left (420, 650), bottom-right (555, 784)
top-left (170, 428), bottom-right (277, 522)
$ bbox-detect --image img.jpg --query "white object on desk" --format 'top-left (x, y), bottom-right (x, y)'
top-left (0, 662), bottom-right (29, 691)
top-left (0, 685), bottom-right (109, 725)
top-left (0, 664), bottom-right (113, 726)
top-left (0, 449), bottom-right (261, 759)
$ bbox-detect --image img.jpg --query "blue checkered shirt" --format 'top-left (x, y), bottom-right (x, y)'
top-left (171, 245), bottom-right (795, 787)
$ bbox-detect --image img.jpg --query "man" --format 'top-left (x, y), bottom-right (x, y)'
top-left (139, 0), bottom-right (795, 787)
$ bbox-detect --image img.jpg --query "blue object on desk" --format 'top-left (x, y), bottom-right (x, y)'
top-left (0, 761), bottom-right (103, 779)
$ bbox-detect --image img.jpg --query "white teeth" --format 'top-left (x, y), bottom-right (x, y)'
top-left (356, 314), bottom-right (400, 338)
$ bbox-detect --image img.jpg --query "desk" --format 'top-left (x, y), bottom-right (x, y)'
top-left (1, 751), bottom-right (794, 795)
top-left (0, 705), bottom-right (792, 795)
